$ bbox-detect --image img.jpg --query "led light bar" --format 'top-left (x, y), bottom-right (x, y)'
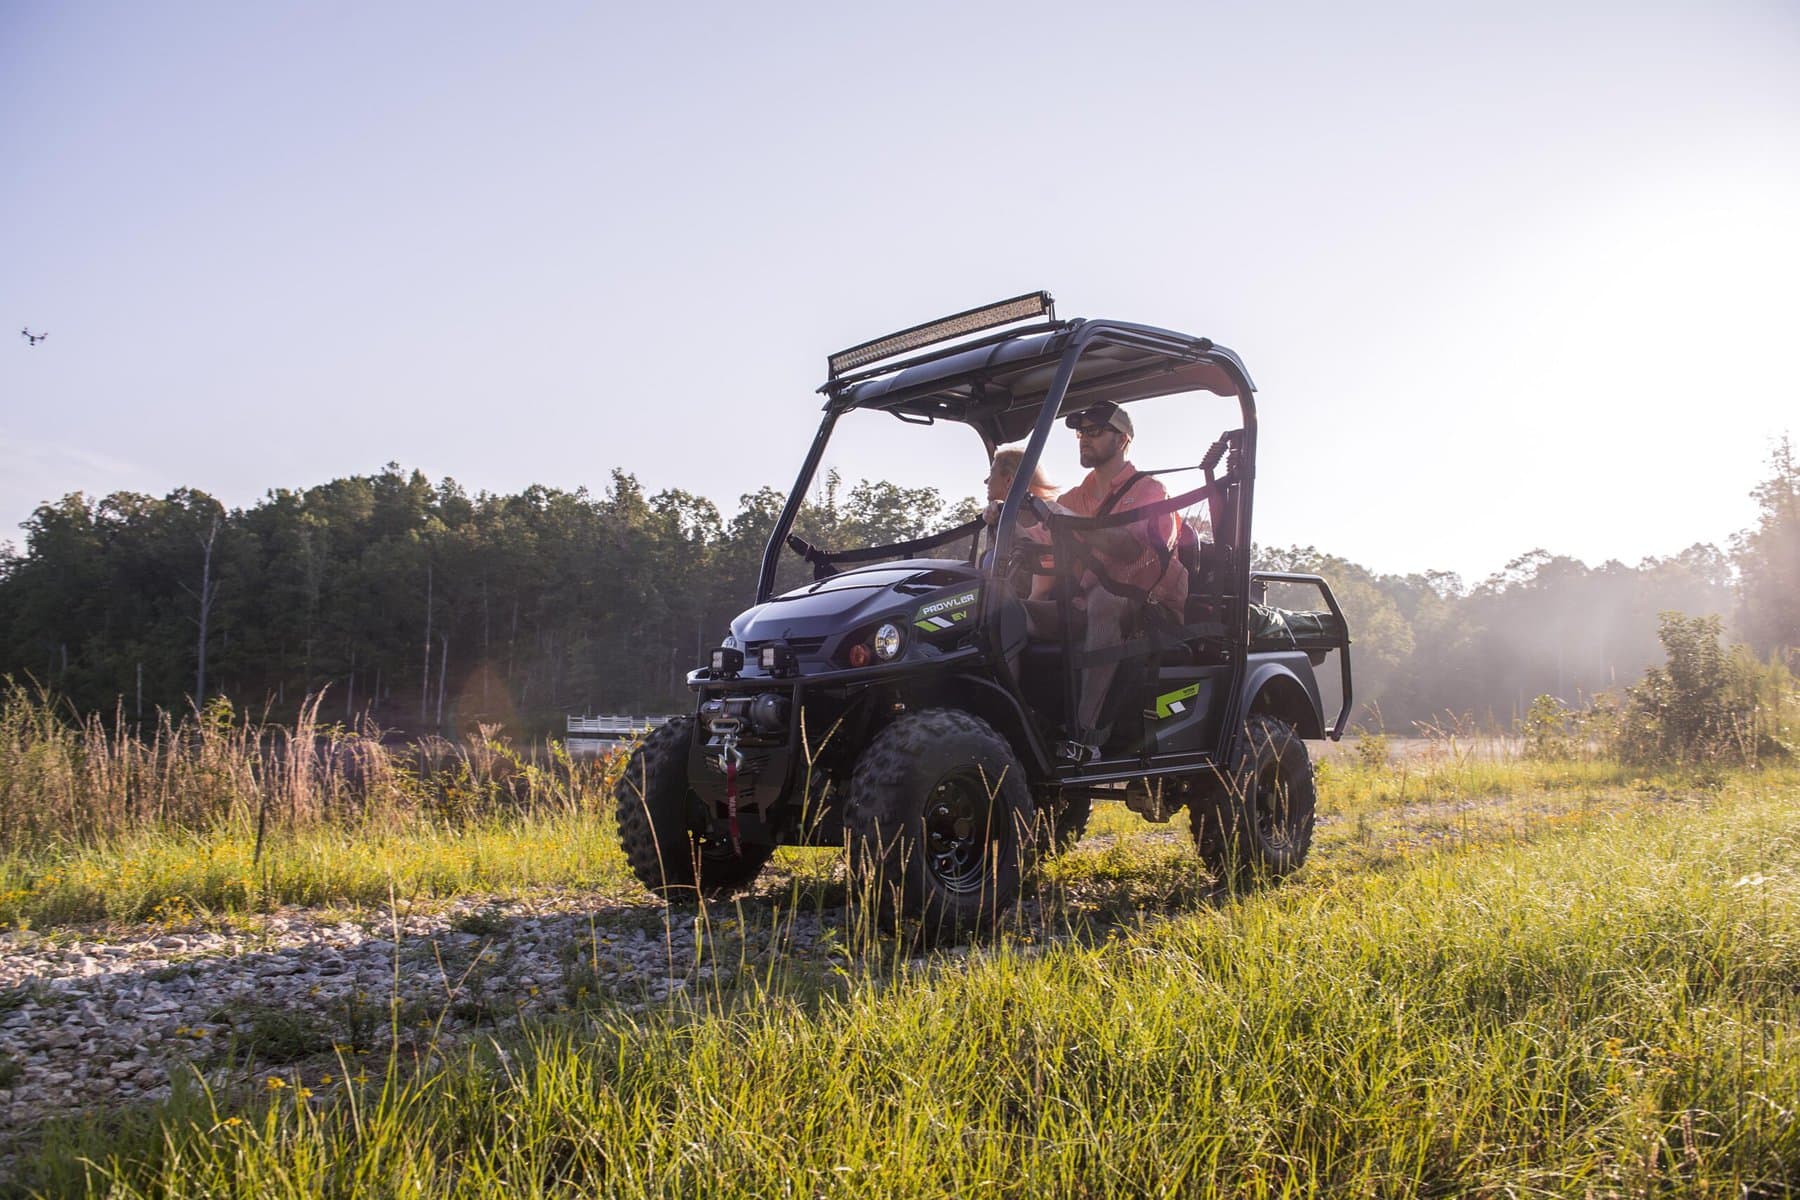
top-left (828, 291), bottom-right (1055, 379)
top-left (759, 643), bottom-right (797, 677)
top-left (710, 646), bottom-right (744, 678)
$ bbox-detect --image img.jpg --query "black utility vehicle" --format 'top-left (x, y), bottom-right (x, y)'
top-left (619, 293), bottom-right (1352, 935)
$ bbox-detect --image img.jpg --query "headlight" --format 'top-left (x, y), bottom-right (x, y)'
top-left (873, 623), bottom-right (903, 661)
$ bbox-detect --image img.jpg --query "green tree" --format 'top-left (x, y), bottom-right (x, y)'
top-left (1735, 433), bottom-right (1800, 664)
top-left (1611, 612), bottom-right (1787, 765)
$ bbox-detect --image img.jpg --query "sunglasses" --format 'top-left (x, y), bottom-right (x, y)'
top-left (1074, 425), bottom-right (1115, 439)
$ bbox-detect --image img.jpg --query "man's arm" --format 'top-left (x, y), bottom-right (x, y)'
top-left (1023, 489), bottom-right (1168, 565)
top-left (1077, 523), bottom-right (1146, 561)
top-left (1081, 479), bottom-right (1174, 562)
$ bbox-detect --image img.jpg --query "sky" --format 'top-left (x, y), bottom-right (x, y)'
top-left (3, 0), bottom-right (1797, 583)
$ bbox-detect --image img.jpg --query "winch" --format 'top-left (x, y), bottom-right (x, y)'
top-left (700, 692), bottom-right (789, 738)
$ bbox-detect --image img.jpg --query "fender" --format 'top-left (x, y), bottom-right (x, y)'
top-left (1238, 651), bottom-right (1326, 740)
top-left (900, 671), bottom-right (1054, 777)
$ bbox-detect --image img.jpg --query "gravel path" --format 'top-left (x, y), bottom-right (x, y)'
top-left (0, 890), bottom-right (848, 1143)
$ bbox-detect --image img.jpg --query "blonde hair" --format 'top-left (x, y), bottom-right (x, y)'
top-left (990, 447), bottom-right (1057, 499)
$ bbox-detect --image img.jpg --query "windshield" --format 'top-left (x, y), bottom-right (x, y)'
top-left (764, 409), bottom-right (989, 595)
top-left (763, 380), bottom-right (1247, 601)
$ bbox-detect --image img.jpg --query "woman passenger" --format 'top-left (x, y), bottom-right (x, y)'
top-left (983, 446), bottom-right (1059, 600)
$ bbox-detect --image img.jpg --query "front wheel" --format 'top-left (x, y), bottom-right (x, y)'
top-left (1189, 713), bottom-right (1316, 887)
top-left (846, 709), bottom-right (1036, 940)
top-left (615, 717), bottom-right (771, 901)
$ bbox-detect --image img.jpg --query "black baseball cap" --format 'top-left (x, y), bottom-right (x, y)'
top-left (1064, 402), bottom-right (1133, 437)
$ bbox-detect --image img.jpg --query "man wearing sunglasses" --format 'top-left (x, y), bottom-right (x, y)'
top-left (1020, 401), bottom-right (1187, 763)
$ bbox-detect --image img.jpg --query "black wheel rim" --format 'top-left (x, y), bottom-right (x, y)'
top-left (922, 770), bottom-right (992, 894)
top-left (697, 836), bottom-right (741, 864)
top-left (1252, 760), bottom-right (1293, 848)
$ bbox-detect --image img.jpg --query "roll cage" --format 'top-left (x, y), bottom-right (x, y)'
top-left (760, 298), bottom-right (1257, 618)
top-left (755, 295), bottom-right (1278, 769)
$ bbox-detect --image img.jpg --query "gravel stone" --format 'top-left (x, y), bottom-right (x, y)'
top-left (0, 887), bottom-right (868, 1146)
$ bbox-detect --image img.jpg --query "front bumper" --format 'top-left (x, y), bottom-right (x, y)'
top-left (682, 649), bottom-right (985, 845)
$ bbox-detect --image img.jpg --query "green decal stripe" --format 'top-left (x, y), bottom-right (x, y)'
top-left (914, 587), bottom-right (981, 626)
top-left (1154, 683), bottom-right (1201, 719)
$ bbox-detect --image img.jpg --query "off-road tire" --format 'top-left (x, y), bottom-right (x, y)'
top-left (615, 717), bottom-right (771, 901)
top-left (846, 709), bottom-right (1036, 940)
top-left (1189, 713), bottom-right (1316, 888)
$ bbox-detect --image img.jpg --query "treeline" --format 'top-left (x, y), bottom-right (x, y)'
top-left (1262, 543), bottom-right (1735, 728)
top-left (1264, 434), bottom-right (1796, 729)
top-left (0, 464), bottom-right (975, 733)
top-left (1, 439), bottom-right (1794, 735)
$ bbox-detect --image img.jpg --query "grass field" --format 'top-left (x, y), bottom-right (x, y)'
top-left (5, 740), bottom-right (1797, 1197)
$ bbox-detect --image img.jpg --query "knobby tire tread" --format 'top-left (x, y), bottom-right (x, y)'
top-left (845, 708), bottom-right (1035, 939)
top-left (615, 716), bottom-right (770, 900)
top-left (1190, 712), bottom-right (1316, 886)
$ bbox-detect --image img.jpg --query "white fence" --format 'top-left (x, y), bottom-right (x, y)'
top-left (566, 714), bottom-right (674, 736)
top-left (564, 713), bottom-right (675, 757)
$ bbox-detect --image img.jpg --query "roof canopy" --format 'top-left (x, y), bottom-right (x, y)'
top-left (829, 320), bottom-right (1253, 447)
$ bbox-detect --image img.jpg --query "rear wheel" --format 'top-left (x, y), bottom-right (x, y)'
top-left (846, 709), bottom-right (1036, 940)
top-left (1189, 714), bottom-right (1316, 887)
top-left (615, 717), bottom-right (771, 900)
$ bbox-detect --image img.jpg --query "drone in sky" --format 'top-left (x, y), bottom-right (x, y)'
top-left (20, 327), bottom-right (48, 346)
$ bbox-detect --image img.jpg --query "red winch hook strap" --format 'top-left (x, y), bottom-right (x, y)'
top-left (723, 750), bottom-right (743, 856)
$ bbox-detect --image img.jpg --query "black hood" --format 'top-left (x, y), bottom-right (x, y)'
top-left (728, 559), bottom-right (982, 672)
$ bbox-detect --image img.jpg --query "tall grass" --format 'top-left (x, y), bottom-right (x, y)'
top-left (15, 771), bottom-right (1799, 1197)
top-left (0, 684), bottom-right (621, 924)
top-left (0, 814), bottom-right (647, 927)
top-left (0, 679), bottom-right (1752, 930)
